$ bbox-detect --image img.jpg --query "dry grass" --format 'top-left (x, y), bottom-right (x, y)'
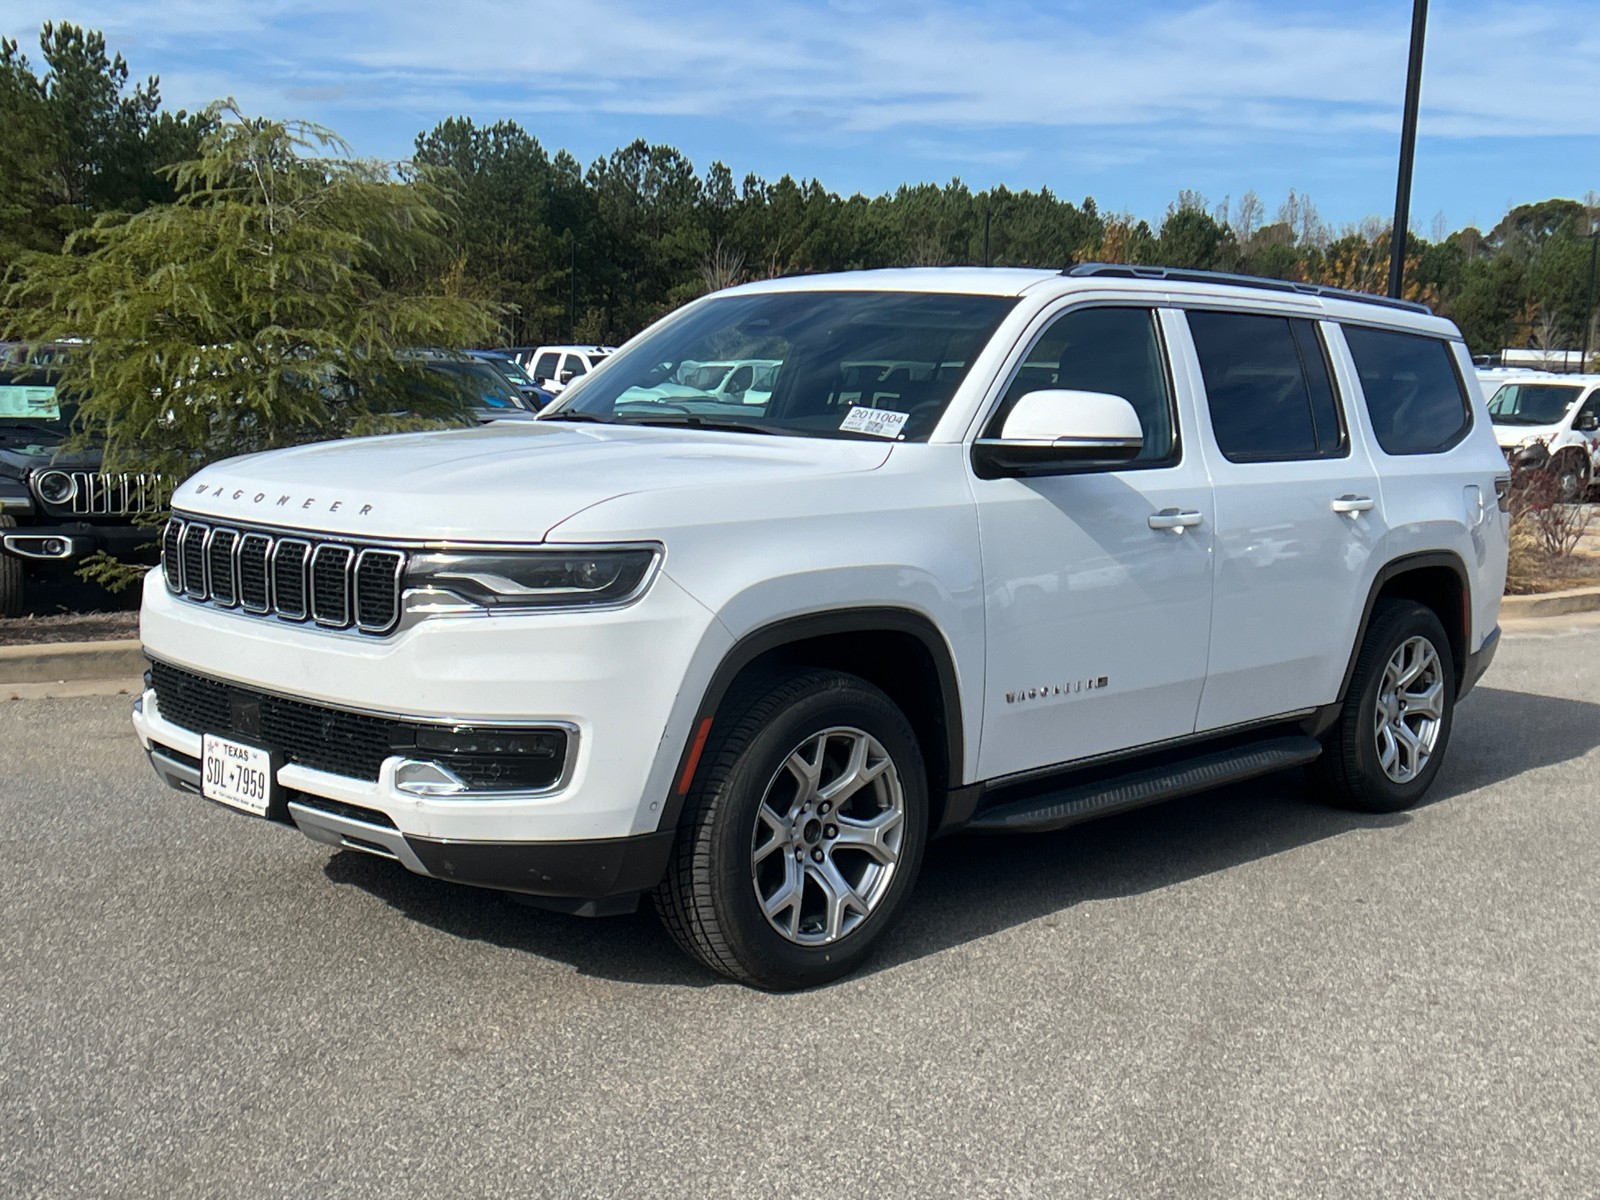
top-left (0, 611), bottom-right (140, 646)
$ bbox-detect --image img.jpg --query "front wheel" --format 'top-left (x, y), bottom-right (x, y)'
top-left (654, 669), bottom-right (928, 990)
top-left (1550, 451), bottom-right (1591, 503)
top-left (1308, 599), bottom-right (1456, 813)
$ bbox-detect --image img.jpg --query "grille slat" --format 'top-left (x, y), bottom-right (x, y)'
top-left (207, 529), bottom-right (239, 606)
top-left (238, 534), bottom-right (272, 612)
top-left (162, 517), bottom-right (402, 636)
top-left (181, 523), bottom-right (210, 598)
top-left (355, 550), bottom-right (404, 632)
top-left (311, 544), bottom-right (354, 627)
top-left (64, 471), bottom-right (169, 516)
top-left (272, 539), bottom-right (310, 621)
top-left (162, 519), bottom-right (185, 592)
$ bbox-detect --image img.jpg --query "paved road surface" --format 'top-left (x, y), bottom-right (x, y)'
top-left (3, 622), bottom-right (1599, 1198)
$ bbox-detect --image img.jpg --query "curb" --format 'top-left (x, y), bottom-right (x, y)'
top-left (0, 639), bottom-right (146, 685)
top-left (1499, 585), bottom-right (1600, 620)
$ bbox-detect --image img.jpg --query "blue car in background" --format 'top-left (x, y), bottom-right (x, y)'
top-left (467, 350), bottom-right (556, 410)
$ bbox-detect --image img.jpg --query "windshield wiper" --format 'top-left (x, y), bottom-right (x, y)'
top-left (538, 410), bottom-right (614, 424)
top-left (617, 415), bottom-right (779, 436)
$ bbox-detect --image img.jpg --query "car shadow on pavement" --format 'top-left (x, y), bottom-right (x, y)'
top-left (324, 685), bottom-right (1600, 991)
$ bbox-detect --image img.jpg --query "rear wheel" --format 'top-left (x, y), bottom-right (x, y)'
top-left (654, 668), bottom-right (928, 990)
top-left (0, 515), bottom-right (23, 617)
top-left (1309, 599), bottom-right (1456, 813)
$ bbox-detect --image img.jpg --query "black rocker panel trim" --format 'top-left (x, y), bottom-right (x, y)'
top-left (656, 607), bottom-right (965, 834)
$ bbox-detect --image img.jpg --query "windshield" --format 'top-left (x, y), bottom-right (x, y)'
top-left (422, 360), bottom-right (527, 409)
top-left (545, 291), bottom-right (1018, 440)
top-left (1488, 383), bottom-right (1581, 427)
top-left (481, 355), bottom-right (537, 387)
top-left (0, 369), bottom-right (72, 442)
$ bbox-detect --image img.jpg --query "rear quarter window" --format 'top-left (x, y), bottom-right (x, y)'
top-left (1342, 326), bottom-right (1471, 455)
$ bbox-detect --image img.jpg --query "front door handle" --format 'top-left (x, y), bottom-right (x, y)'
top-left (1148, 508), bottom-right (1203, 531)
top-left (1331, 494), bottom-right (1375, 516)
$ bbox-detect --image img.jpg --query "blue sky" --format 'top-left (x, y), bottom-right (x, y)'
top-left (8, 0), bottom-right (1599, 234)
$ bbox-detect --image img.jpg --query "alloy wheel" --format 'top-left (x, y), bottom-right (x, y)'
top-left (1373, 635), bottom-right (1445, 784)
top-left (750, 726), bottom-right (906, 945)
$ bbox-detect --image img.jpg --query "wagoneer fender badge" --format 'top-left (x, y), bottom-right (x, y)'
top-left (1007, 677), bottom-right (1109, 704)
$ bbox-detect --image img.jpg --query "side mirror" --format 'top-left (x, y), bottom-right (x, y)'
top-left (972, 390), bottom-right (1144, 479)
top-left (1578, 413), bottom-right (1599, 432)
top-left (559, 370), bottom-right (577, 385)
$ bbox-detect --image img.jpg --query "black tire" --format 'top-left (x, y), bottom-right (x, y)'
top-left (654, 668), bottom-right (928, 990)
top-left (0, 515), bottom-right (22, 618)
top-left (1550, 451), bottom-right (1591, 504)
top-left (1308, 599), bottom-right (1456, 813)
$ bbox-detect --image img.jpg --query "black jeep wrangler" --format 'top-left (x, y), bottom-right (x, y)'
top-left (0, 345), bottom-right (165, 616)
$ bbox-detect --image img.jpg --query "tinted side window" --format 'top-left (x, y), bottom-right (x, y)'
top-left (986, 307), bottom-right (1176, 463)
top-left (533, 352), bottom-right (560, 381)
top-left (1342, 326), bottom-right (1471, 455)
top-left (1189, 311), bottom-right (1346, 462)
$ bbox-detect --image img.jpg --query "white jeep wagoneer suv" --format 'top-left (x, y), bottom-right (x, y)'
top-left (134, 265), bottom-right (1510, 989)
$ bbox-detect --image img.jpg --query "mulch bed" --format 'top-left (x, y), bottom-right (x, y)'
top-left (0, 611), bottom-right (140, 646)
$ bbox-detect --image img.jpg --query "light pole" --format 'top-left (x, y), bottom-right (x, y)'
top-left (1387, 0), bottom-right (1428, 300)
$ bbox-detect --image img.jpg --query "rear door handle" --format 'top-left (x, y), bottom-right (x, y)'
top-left (1331, 494), bottom-right (1375, 515)
top-left (1148, 508), bottom-right (1203, 531)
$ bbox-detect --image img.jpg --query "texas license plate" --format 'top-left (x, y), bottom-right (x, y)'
top-left (201, 733), bottom-right (276, 817)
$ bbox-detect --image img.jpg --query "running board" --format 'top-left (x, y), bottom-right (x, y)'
top-left (967, 735), bottom-right (1323, 834)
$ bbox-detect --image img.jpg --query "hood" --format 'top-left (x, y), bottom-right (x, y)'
top-left (173, 421), bottom-right (893, 542)
top-left (1493, 422), bottom-right (1559, 449)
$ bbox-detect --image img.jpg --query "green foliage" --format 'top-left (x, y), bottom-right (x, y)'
top-left (0, 23), bottom-right (208, 267)
top-left (0, 104), bottom-right (504, 486)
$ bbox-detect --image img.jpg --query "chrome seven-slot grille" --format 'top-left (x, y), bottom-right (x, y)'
top-left (34, 470), bottom-right (170, 516)
top-left (162, 516), bottom-right (404, 635)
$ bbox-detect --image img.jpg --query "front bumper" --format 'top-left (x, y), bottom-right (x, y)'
top-left (140, 731), bottom-right (673, 903)
top-left (133, 563), bottom-right (727, 899)
top-left (0, 521), bottom-right (160, 563)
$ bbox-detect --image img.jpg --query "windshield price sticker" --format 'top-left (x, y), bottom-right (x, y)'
top-left (201, 734), bottom-right (275, 817)
top-left (838, 406), bottom-right (909, 439)
top-left (0, 385), bottom-right (60, 420)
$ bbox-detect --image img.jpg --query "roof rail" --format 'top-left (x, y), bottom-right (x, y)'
top-left (1063, 263), bottom-right (1432, 316)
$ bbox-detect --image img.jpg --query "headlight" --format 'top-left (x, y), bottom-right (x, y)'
top-left (35, 469), bottom-right (77, 504)
top-left (403, 546), bottom-right (659, 609)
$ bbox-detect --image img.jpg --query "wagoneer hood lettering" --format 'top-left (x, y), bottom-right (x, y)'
top-left (176, 421), bottom-right (893, 541)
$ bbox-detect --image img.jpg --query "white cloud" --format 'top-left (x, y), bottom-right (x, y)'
top-left (7, 0), bottom-right (1598, 142)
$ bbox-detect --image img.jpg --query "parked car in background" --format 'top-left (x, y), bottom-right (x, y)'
top-left (0, 343), bottom-right (166, 615)
top-left (1483, 372), bottom-right (1600, 500)
top-left (467, 350), bottom-right (556, 409)
top-left (518, 345), bottom-right (616, 394)
top-left (400, 352), bottom-right (540, 423)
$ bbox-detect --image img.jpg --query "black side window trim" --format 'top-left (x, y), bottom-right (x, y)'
top-left (976, 303), bottom-right (1183, 473)
top-left (1337, 322), bottom-right (1475, 457)
top-left (1291, 320), bottom-right (1350, 459)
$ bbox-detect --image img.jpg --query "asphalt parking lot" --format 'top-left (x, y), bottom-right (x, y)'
top-left (4, 620), bottom-right (1599, 1199)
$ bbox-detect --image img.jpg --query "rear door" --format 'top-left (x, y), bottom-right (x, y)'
top-left (1177, 308), bottom-right (1388, 731)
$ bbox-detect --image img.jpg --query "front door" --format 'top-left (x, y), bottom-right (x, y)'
top-left (972, 305), bottom-right (1215, 781)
